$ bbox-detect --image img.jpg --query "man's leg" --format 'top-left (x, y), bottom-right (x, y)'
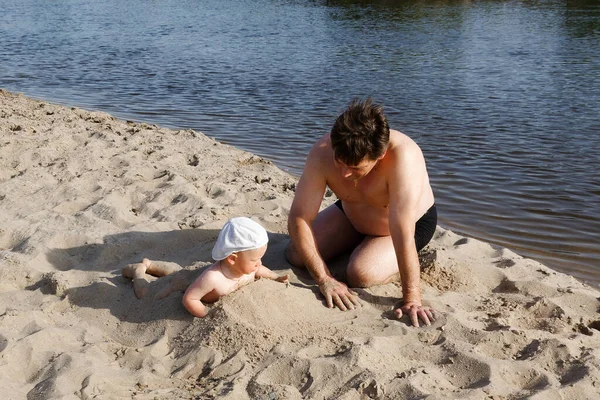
top-left (346, 235), bottom-right (400, 288)
top-left (346, 205), bottom-right (438, 288)
top-left (285, 202), bottom-right (364, 268)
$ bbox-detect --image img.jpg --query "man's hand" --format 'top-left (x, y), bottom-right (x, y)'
top-left (394, 302), bottom-right (435, 327)
top-left (318, 277), bottom-right (361, 311)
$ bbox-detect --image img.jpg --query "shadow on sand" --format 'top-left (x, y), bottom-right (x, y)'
top-left (37, 228), bottom-right (293, 323)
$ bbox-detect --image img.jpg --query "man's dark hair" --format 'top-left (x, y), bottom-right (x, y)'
top-left (330, 98), bottom-right (390, 166)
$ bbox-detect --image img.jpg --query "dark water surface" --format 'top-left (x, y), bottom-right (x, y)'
top-left (1, 0), bottom-right (599, 286)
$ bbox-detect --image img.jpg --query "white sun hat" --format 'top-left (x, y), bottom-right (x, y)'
top-left (211, 217), bottom-right (269, 261)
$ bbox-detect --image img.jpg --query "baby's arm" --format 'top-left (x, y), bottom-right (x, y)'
top-left (182, 272), bottom-right (216, 318)
top-left (256, 265), bottom-right (289, 284)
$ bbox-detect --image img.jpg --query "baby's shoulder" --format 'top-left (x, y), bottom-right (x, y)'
top-left (193, 263), bottom-right (223, 283)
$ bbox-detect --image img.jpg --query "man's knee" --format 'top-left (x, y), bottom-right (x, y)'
top-left (346, 263), bottom-right (399, 288)
top-left (347, 267), bottom-right (373, 288)
top-left (285, 240), bottom-right (304, 268)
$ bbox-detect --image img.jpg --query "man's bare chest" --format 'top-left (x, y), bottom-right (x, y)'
top-left (327, 175), bottom-right (389, 207)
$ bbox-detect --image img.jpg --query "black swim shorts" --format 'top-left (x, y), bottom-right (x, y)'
top-left (334, 200), bottom-right (437, 252)
top-left (414, 204), bottom-right (437, 252)
top-left (334, 199), bottom-right (345, 213)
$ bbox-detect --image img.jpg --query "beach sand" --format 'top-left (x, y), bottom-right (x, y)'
top-left (1, 89), bottom-right (599, 399)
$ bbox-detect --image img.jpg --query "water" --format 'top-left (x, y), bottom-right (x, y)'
top-left (1, 0), bottom-right (599, 287)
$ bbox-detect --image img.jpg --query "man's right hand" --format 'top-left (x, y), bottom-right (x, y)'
top-left (318, 277), bottom-right (361, 311)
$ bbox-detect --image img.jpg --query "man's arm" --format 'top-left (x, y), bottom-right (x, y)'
top-left (287, 144), bottom-right (359, 310)
top-left (288, 144), bottom-right (331, 280)
top-left (387, 143), bottom-right (434, 327)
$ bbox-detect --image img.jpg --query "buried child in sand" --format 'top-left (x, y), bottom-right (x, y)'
top-left (122, 217), bottom-right (289, 318)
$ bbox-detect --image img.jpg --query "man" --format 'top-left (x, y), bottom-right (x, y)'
top-left (286, 98), bottom-right (437, 327)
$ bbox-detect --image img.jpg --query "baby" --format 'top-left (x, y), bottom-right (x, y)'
top-left (122, 217), bottom-right (288, 318)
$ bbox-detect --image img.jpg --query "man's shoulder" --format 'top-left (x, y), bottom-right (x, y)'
top-left (388, 130), bottom-right (421, 156)
top-left (307, 134), bottom-right (333, 161)
top-left (311, 133), bottom-right (332, 150)
top-left (381, 130), bottom-right (426, 174)
top-left (389, 129), bottom-right (416, 144)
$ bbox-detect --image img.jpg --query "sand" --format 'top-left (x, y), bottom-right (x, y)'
top-left (1, 89), bottom-right (599, 399)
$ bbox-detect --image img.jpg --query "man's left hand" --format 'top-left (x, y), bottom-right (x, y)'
top-left (394, 302), bottom-right (435, 327)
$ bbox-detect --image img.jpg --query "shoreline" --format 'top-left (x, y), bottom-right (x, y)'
top-left (1, 89), bottom-right (599, 399)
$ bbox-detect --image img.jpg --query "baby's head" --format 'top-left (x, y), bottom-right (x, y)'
top-left (212, 217), bottom-right (269, 274)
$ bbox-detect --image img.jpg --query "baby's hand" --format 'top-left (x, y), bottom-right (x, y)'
top-left (275, 274), bottom-right (289, 285)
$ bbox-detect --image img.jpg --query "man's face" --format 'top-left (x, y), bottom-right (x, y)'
top-left (333, 157), bottom-right (379, 181)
